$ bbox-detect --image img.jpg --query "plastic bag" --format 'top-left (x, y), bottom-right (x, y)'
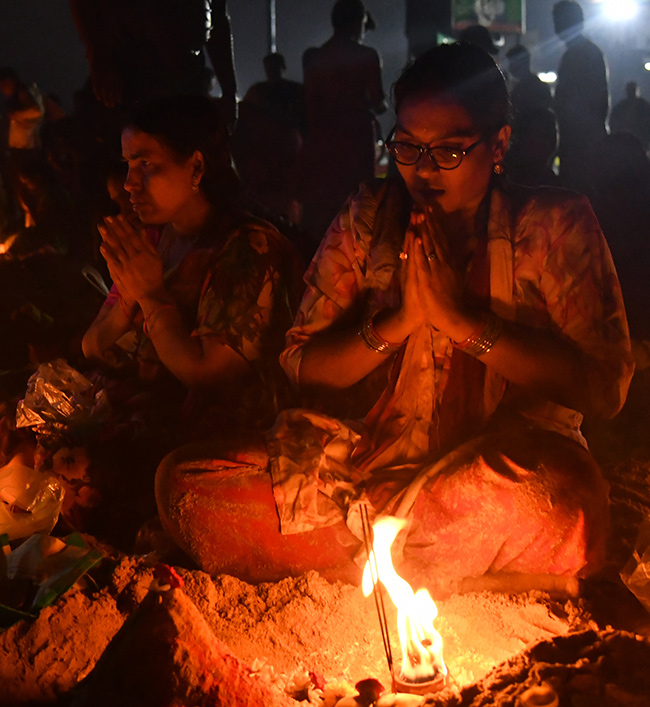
top-left (620, 516), bottom-right (650, 613)
top-left (15, 359), bottom-right (110, 442)
top-left (0, 458), bottom-right (64, 541)
top-left (0, 532), bottom-right (103, 629)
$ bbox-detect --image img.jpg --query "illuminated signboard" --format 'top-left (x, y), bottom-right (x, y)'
top-left (453, 0), bottom-right (525, 34)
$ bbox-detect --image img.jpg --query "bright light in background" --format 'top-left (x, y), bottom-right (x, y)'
top-left (601, 0), bottom-right (639, 21)
top-left (538, 72), bottom-right (557, 83)
top-left (645, 62), bottom-right (650, 72)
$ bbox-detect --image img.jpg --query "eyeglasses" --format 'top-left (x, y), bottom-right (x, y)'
top-left (385, 130), bottom-right (485, 170)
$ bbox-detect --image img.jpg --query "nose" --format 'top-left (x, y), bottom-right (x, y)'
top-left (123, 167), bottom-right (140, 194)
top-left (415, 150), bottom-right (440, 174)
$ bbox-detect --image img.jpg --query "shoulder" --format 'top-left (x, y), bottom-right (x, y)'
top-left (502, 183), bottom-right (590, 216)
top-left (309, 179), bottom-right (388, 259)
top-left (243, 82), bottom-right (267, 103)
top-left (583, 37), bottom-right (606, 57)
top-left (358, 43), bottom-right (380, 58)
top-left (354, 43), bottom-right (382, 68)
top-left (501, 184), bottom-right (603, 252)
top-left (202, 215), bottom-right (299, 299)
top-left (338, 178), bottom-right (399, 241)
top-left (311, 178), bottom-right (409, 279)
top-left (226, 215), bottom-right (290, 259)
top-left (565, 37), bottom-right (606, 66)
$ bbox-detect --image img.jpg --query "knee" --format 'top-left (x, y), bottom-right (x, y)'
top-left (154, 447), bottom-right (182, 526)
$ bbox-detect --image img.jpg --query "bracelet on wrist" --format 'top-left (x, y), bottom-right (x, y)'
top-left (453, 312), bottom-right (503, 357)
top-left (359, 314), bottom-right (403, 355)
top-left (119, 296), bottom-right (134, 320)
top-left (142, 303), bottom-right (175, 337)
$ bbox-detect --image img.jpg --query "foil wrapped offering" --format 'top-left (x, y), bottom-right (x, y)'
top-left (15, 359), bottom-right (110, 441)
top-left (0, 459), bottom-right (63, 541)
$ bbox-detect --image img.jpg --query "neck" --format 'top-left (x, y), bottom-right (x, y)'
top-left (437, 196), bottom-right (490, 260)
top-left (335, 27), bottom-right (361, 42)
top-left (458, 193), bottom-right (490, 238)
top-left (171, 197), bottom-right (215, 238)
top-left (564, 30), bottom-right (583, 46)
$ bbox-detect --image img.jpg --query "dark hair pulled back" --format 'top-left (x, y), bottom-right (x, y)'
top-left (393, 42), bottom-right (511, 137)
top-left (125, 93), bottom-right (240, 208)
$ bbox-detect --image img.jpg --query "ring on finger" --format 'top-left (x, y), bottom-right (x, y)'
top-left (399, 251), bottom-right (408, 261)
top-left (426, 251), bottom-right (437, 262)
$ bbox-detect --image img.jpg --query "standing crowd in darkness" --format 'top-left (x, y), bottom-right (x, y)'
top-left (0, 0), bottom-right (645, 593)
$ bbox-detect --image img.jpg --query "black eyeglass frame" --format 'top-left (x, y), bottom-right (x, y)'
top-left (385, 129), bottom-right (486, 170)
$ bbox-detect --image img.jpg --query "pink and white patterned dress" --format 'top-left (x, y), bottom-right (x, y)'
top-left (267, 179), bottom-right (633, 585)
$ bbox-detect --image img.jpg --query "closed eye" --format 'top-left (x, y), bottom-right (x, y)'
top-left (436, 146), bottom-right (462, 155)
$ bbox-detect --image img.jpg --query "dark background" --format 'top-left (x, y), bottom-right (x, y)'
top-left (1, 0), bottom-right (649, 133)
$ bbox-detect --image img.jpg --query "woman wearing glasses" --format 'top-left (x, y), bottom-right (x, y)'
top-left (157, 43), bottom-right (633, 592)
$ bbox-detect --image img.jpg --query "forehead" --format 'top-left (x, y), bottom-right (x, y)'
top-left (121, 126), bottom-right (177, 160)
top-left (396, 93), bottom-right (476, 140)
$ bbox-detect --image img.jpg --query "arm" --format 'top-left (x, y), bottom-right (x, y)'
top-left (291, 304), bottom-right (400, 390)
top-left (139, 245), bottom-right (288, 390)
top-left (291, 223), bottom-right (581, 396)
top-left (365, 48), bottom-right (386, 116)
top-left (133, 295), bottom-right (251, 390)
top-left (100, 215), bottom-right (287, 391)
top-left (388, 200), bottom-right (632, 419)
top-left (205, 0), bottom-right (238, 126)
top-left (81, 293), bottom-right (138, 363)
top-left (288, 198), bottom-right (633, 418)
top-left (281, 196), bottom-right (397, 389)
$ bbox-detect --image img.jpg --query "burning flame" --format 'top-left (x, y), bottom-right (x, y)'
top-left (362, 516), bottom-right (447, 684)
top-left (0, 234), bottom-right (17, 255)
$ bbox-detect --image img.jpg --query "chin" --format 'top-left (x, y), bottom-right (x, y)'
top-left (134, 210), bottom-right (164, 225)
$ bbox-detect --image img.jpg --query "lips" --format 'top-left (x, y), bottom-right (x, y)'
top-left (416, 187), bottom-right (445, 203)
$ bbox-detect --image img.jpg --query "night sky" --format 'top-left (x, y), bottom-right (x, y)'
top-left (0, 0), bottom-right (649, 131)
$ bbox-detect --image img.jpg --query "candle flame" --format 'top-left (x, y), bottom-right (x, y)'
top-left (0, 234), bottom-right (17, 255)
top-left (362, 516), bottom-right (447, 683)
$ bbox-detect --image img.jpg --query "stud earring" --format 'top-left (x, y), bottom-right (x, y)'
top-left (493, 162), bottom-right (504, 175)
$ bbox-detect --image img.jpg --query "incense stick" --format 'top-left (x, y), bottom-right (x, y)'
top-left (360, 503), bottom-right (396, 693)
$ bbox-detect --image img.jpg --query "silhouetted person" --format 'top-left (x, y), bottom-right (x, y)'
top-left (233, 53), bottom-right (305, 220)
top-left (405, 0), bottom-right (450, 59)
top-left (590, 132), bottom-right (650, 341)
top-left (295, 0), bottom-right (387, 254)
top-left (505, 106), bottom-right (559, 188)
top-left (506, 44), bottom-right (552, 123)
top-left (457, 24), bottom-right (499, 58)
top-left (301, 47), bottom-right (320, 73)
top-left (609, 81), bottom-right (650, 153)
top-left (243, 54), bottom-right (304, 133)
top-left (69, 0), bottom-right (237, 126)
top-left (553, 0), bottom-right (609, 196)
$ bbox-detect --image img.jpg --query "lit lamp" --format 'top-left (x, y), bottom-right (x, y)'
top-left (361, 510), bottom-right (450, 698)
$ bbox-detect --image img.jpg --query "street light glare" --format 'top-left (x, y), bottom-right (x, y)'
top-left (602, 0), bottom-right (639, 21)
top-left (538, 71), bottom-right (558, 83)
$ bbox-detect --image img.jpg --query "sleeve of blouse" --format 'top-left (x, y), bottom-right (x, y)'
top-left (103, 283), bottom-right (120, 309)
top-left (540, 195), bottom-right (634, 418)
top-left (192, 222), bottom-right (288, 362)
top-left (279, 197), bottom-right (369, 386)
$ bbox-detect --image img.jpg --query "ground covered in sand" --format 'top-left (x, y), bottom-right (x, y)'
top-left (1, 372), bottom-right (650, 706)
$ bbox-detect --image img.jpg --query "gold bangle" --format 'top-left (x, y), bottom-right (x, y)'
top-left (142, 303), bottom-right (175, 337)
top-left (453, 313), bottom-right (503, 357)
top-left (359, 315), bottom-right (402, 354)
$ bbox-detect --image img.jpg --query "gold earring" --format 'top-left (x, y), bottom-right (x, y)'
top-left (191, 181), bottom-right (199, 193)
top-left (493, 162), bottom-right (504, 175)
